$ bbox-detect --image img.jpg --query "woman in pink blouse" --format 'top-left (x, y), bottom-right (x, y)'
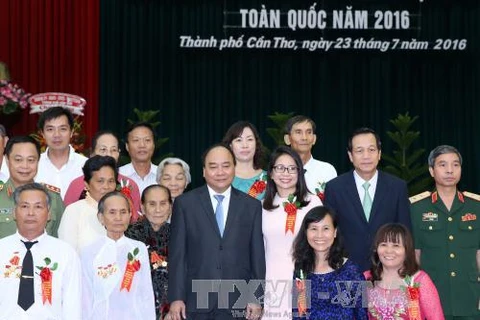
top-left (364, 223), bottom-right (444, 320)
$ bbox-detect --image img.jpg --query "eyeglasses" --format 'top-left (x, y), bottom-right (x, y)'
top-left (97, 147), bottom-right (120, 155)
top-left (273, 165), bottom-right (299, 174)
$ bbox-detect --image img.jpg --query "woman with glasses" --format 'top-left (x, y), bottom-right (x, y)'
top-left (262, 146), bottom-right (322, 320)
top-left (63, 131), bottom-right (141, 220)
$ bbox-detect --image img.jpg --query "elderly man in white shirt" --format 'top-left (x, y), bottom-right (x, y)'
top-left (119, 122), bottom-right (158, 194)
top-left (34, 107), bottom-right (87, 199)
top-left (0, 183), bottom-right (81, 319)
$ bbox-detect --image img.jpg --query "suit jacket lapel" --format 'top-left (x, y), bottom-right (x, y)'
top-left (223, 188), bottom-right (242, 237)
top-left (346, 171), bottom-right (367, 222)
top-left (370, 171), bottom-right (387, 221)
top-left (199, 185), bottom-right (221, 236)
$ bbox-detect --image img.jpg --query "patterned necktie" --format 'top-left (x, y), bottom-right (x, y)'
top-left (362, 182), bottom-right (373, 221)
top-left (214, 195), bottom-right (225, 236)
top-left (18, 240), bottom-right (38, 311)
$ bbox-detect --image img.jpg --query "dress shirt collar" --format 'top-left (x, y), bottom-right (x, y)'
top-left (303, 155), bottom-right (315, 170)
top-left (353, 170), bottom-right (378, 189)
top-left (122, 162), bottom-right (156, 176)
top-left (206, 185), bottom-right (232, 200)
top-left (15, 230), bottom-right (47, 243)
top-left (44, 145), bottom-right (77, 164)
top-left (104, 234), bottom-right (127, 246)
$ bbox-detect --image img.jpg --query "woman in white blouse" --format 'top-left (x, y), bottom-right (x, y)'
top-left (58, 155), bottom-right (117, 252)
top-left (81, 191), bottom-right (155, 320)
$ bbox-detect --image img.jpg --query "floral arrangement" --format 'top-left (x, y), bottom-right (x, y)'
top-left (150, 251), bottom-right (168, 270)
top-left (120, 247), bottom-right (141, 292)
top-left (247, 173), bottom-right (267, 198)
top-left (401, 275), bottom-right (421, 320)
top-left (36, 257), bottom-right (58, 304)
top-left (283, 194), bottom-right (301, 234)
top-left (0, 80), bottom-right (31, 114)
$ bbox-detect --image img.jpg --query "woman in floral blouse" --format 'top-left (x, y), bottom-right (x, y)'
top-left (126, 184), bottom-right (171, 319)
top-left (364, 223), bottom-right (444, 319)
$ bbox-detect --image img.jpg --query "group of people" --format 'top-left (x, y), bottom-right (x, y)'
top-left (0, 109), bottom-right (478, 320)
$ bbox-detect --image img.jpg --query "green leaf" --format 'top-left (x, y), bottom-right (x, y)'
top-left (44, 257), bottom-right (51, 265)
top-left (128, 252), bottom-right (133, 261)
top-left (133, 247), bottom-right (139, 256)
top-left (51, 262), bottom-right (58, 271)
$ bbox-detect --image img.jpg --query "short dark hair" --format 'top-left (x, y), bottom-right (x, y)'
top-left (347, 127), bottom-right (381, 152)
top-left (37, 106), bottom-right (74, 130)
top-left (222, 121), bottom-right (265, 170)
top-left (284, 115), bottom-right (316, 135)
top-left (263, 146), bottom-right (310, 210)
top-left (369, 223), bottom-right (418, 283)
top-left (98, 190), bottom-right (131, 214)
top-left (292, 206), bottom-right (345, 274)
top-left (141, 184), bottom-right (172, 204)
top-left (82, 155), bottom-right (118, 184)
top-left (0, 124), bottom-right (6, 137)
top-left (91, 130), bottom-right (119, 153)
top-left (201, 143), bottom-right (236, 168)
top-left (428, 145), bottom-right (462, 168)
top-left (125, 122), bottom-right (156, 143)
top-left (5, 136), bottom-right (41, 158)
top-left (13, 182), bottom-right (51, 209)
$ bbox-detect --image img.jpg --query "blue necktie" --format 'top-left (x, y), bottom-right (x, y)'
top-left (214, 195), bottom-right (225, 236)
top-left (362, 182), bottom-right (372, 221)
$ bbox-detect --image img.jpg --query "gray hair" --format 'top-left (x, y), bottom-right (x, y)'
top-left (13, 183), bottom-right (51, 209)
top-left (98, 191), bottom-right (131, 214)
top-left (428, 145), bottom-right (462, 168)
top-left (156, 157), bottom-right (191, 185)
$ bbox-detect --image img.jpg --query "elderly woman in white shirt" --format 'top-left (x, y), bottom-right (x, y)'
top-left (156, 157), bottom-right (191, 201)
top-left (58, 155), bottom-right (117, 252)
top-left (81, 191), bottom-right (155, 320)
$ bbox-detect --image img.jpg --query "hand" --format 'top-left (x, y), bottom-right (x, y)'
top-left (245, 303), bottom-right (262, 320)
top-left (167, 300), bottom-right (186, 320)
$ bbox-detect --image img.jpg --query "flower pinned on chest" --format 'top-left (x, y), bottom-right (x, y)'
top-left (248, 173), bottom-right (267, 198)
top-left (283, 194), bottom-right (301, 234)
top-left (401, 275), bottom-right (421, 320)
top-left (120, 247), bottom-right (141, 292)
top-left (315, 182), bottom-right (326, 202)
top-left (36, 257), bottom-right (58, 304)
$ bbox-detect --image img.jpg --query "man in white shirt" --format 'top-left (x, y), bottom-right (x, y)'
top-left (34, 107), bottom-right (87, 199)
top-left (283, 115), bottom-right (337, 198)
top-left (119, 122), bottom-right (158, 194)
top-left (0, 183), bottom-right (81, 319)
top-left (0, 124), bottom-right (9, 182)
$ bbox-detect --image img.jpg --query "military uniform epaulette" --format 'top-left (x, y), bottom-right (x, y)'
top-left (41, 183), bottom-right (61, 194)
top-left (463, 191), bottom-right (480, 202)
top-left (409, 191), bottom-right (431, 204)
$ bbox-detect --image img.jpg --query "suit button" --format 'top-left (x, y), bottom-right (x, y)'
top-left (450, 253), bottom-right (455, 259)
top-left (448, 217), bottom-right (453, 222)
top-left (450, 271), bottom-right (456, 277)
top-left (428, 226), bottom-right (433, 230)
top-left (217, 266), bottom-right (221, 270)
top-left (5, 218), bottom-right (9, 221)
top-left (468, 226), bottom-right (472, 230)
top-left (219, 245), bottom-right (223, 250)
top-left (448, 235), bottom-right (454, 240)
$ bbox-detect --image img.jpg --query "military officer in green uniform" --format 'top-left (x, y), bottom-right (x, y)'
top-left (410, 145), bottom-right (479, 319)
top-left (0, 136), bottom-right (64, 238)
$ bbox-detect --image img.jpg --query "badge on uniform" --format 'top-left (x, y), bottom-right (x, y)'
top-left (461, 213), bottom-right (476, 221)
top-left (422, 212), bottom-right (438, 222)
top-left (0, 208), bottom-right (13, 215)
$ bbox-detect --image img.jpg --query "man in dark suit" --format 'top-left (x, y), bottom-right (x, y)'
top-left (168, 144), bottom-right (265, 320)
top-left (324, 128), bottom-right (411, 271)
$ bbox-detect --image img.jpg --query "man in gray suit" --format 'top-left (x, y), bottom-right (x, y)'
top-left (168, 144), bottom-right (265, 320)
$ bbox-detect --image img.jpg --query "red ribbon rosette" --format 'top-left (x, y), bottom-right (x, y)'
top-left (296, 270), bottom-right (307, 317)
top-left (35, 257), bottom-right (58, 305)
top-left (403, 275), bottom-right (421, 320)
top-left (247, 174), bottom-right (267, 198)
top-left (283, 195), bottom-right (301, 234)
top-left (121, 247), bottom-right (141, 292)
